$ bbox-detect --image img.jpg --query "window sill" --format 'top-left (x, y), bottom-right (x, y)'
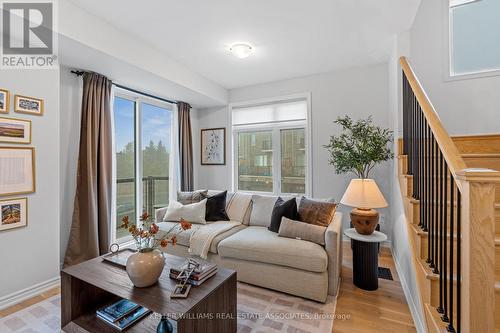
top-left (445, 68), bottom-right (500, 82)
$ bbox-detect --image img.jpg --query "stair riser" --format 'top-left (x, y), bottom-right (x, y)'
top-left (416, 234), bottom-right (460, 273)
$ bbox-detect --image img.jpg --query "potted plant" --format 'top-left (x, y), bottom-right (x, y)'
top-left (120, 212), bottom-right (192, 287)
top-left (324, 116), bottom-right (393, 234)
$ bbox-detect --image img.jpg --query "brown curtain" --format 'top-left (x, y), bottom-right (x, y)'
top-left (178, 101), bottom-right (194, 191)
top-left (64, 72), bottom-right (113, 267)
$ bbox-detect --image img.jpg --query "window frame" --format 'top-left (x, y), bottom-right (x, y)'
top-left (113, 88), bottom-right (174, 244)
top-left (229, 93), bottom-right (312, 197)
top-left (444, 0), bottom-right (500, 81)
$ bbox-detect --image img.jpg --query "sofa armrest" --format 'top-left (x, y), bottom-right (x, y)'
top-left (155, 206), bottom-right (168, 222)
top-left (325, 212), bottom-right (343, 296)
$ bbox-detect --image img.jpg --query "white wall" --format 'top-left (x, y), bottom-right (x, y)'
top-left (59, 67), bottom-right (83, 264)
top-left (409, 0), bottom-right (500, 135)
top-left (388, 33), bottom-right (426, 333)
top-left (194, 64), bottom-right (393, 236)
top-left (0, 69), bottom-right (60, 304)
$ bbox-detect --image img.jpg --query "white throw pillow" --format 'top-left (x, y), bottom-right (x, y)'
top-left (249, 195), bottom-right (279, 227)
top-left (163, 199), bottom-right (207, 224)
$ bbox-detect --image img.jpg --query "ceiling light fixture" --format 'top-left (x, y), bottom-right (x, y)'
top-left (229, 43), bottom-right (253, 59)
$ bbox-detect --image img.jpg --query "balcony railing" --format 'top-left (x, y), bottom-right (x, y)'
top-left (116, 176), bottom-right (169, 222)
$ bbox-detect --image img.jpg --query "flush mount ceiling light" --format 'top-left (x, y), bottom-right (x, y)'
top-left (229, 43), bottom-right (253, 58)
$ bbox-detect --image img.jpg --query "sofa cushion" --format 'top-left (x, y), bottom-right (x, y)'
top-left (157, 221), bottom-right (197, 247)
top-left (157, 221), bottom-right (246, 254)
top-left (225, 192), bottom-right (253, 223)
top-left (218, 226), bottom-right (328, 272)
top-left (249, 195), bottom-right (279, 227)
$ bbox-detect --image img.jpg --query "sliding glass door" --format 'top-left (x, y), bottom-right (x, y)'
top-left (113, 91), bottom-right (173, 243)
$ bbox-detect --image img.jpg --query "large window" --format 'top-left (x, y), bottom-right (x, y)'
top-left (449, 0), bottom-right (500, 76)
top-left (232, 96), bottom-right (309, 196)
top-left (114, 91), bottom-right (173, 242)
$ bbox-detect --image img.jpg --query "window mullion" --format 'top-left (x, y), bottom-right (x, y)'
top-left (273, 128), bottom-right (281, 195)
top-left (135, 99), bottom-right (142, 228)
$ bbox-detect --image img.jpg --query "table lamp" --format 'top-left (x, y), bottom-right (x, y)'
top-left (340, 179), bottom-right (388, 235)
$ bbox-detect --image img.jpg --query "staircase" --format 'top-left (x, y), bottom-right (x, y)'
top-left (397, 57), bottom-right (500, 333)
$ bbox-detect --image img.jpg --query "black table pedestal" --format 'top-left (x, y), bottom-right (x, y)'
top-left (352, 239), bottom-right (379, 291)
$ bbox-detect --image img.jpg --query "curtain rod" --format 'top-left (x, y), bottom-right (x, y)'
top-left (71, 70), bottom-right (178, 105)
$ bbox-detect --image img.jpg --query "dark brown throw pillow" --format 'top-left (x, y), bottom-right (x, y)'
top-left (201, 190), bottom-right (230, 221)
top-left (268, 197), bottom-right (298, 233)
top-left (298, 197), bottom-right (337, 227)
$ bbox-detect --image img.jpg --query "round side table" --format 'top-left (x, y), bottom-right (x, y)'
top-left (343, 228), bottom-right (387, 291)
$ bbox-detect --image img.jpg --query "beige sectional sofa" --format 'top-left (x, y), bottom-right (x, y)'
top-left (156, 191), bottom-right (342, 303)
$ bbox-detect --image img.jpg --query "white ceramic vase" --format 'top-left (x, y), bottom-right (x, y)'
top-left (126, 249), bottom-right (165, 288)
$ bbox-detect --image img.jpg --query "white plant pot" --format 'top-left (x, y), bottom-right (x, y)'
top-left (126, 249), bottom-right (165, 288)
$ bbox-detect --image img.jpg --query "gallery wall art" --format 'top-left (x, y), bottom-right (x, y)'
top-left (0, 147), bottom-right (36, 196)
top-left (0, 89), bottom-right (9, 113)
top-left (0, 197), bottom-right (27, 232)
top-left (201, 128), bottom-right (226, 165)
top-left (0, 117), bottom-right (31, 144)
top-left (14, 95), bottom-right (44, 116)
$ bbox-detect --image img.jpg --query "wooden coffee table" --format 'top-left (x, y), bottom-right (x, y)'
top-left (61, 253), bottom-right (237, 332)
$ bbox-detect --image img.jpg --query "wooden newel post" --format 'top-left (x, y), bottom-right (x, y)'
top-left (457, 169), bottom-right (500, 333)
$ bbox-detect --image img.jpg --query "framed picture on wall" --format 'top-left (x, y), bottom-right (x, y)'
top-left (0, 197), bottom-right (27, 232)
top-left (0, 117), bottom-right (32, 144)
top-left (0, 89), bottom-right (9, 113)
top-left (14, 95), bottom-right (44, 116)
top-left (201, 128), bottom-right (226, 165)
top-left (0, 147), bottom-right (36, 196)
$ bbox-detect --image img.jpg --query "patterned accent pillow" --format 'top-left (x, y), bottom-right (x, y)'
top-left (177, 190), bottom-right (208, 205)
top-left (298, 197), bottom-right (337, 227)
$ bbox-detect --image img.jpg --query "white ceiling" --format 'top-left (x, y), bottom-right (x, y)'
top-left (68, 0), bottom-right (420, 89)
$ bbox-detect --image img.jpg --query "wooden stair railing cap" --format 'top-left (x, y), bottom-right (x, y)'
top-left (399, 56), bottom-right (468, 189)
top-left (456, 168), bottom-right (500, 183)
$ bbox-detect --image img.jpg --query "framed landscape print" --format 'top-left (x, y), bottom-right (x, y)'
top-left (0, 117), bottom-right (31, 144)
top-left (14, 95), bottom-right (44, 116)
top-left (0, 147), bottom-right (36, 196)
top-left (0, 197), bottom-right (27, 232)
top-left (0, 89), bottom-right (9, 113)
top-left (201, 128), bottom-right (226, 165)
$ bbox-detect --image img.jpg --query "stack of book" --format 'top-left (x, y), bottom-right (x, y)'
top-left (170, 261), bottom-right (217, 286)
top-left (96, 299), bottom-right (151, 331)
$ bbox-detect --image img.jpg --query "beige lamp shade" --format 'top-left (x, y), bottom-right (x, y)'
top-left (340, 179), bottom-right (388, 209)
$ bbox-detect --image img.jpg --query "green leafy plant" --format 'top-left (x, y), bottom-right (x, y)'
top-left (324, 116), bottom-right (394, 179)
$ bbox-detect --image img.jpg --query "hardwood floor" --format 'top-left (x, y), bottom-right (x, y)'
top-left (0, 286), bottom-right (60, 319)
top-left (0, 242), bottom-right (416, 332)
top-left (333, 242), bottom-right (416, 333)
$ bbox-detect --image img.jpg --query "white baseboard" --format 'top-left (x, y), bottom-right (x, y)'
top-left (0, 276), bottom-right (60, 311)
top-left (391, 248), bottom-right (426, 333)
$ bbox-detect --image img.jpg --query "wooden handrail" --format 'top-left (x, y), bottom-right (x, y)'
top-left (400, 57), bottom-right (468, 184)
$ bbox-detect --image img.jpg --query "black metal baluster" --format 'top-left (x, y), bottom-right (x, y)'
top-left (437, 144), bottom-right (444, 314)
top-left (441, 151), bottom-right (449, 323)
top-left (427, 133), bottom-right (436, 268)
top-left (448, 168), bottom-right (455, 332)
top-left (402, 72), bottom-right (408, 155)
top-left (431, 142), bottom-right (438, 271)
top-left (414, 101), bottom-right (418, 198)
